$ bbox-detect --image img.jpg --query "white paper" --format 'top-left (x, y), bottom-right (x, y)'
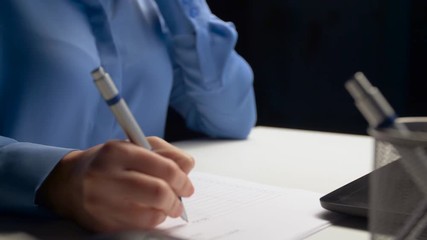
top-left (157, 172), bottom-right (330, 240)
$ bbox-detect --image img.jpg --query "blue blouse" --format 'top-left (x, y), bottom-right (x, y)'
top-left (0, 0), bottom-right (256, 214)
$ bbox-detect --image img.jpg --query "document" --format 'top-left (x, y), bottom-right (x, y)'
top-left (157, 172), bottom-right (330, 240)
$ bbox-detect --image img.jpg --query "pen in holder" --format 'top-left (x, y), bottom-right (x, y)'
top-left (368, 118), bottom-right (427, 240)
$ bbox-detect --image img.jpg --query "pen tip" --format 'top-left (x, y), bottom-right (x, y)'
top-left (181, 210), bottom-right (189, 222)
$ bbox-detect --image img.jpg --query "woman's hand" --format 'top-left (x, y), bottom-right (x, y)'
top-left (37, 137), bottom-right (195, 233)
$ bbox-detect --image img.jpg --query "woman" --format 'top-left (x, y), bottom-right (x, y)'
top-left (0, 0), bottom-right (256, 232)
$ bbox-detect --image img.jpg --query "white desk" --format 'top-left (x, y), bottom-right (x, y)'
top-left (174, 126), bottom-right (374, 239)
top-left (0, 126), bottom-right (374, 240)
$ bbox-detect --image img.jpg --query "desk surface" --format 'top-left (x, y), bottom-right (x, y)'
top-left (174, 126), bottom-right (374, 240)
top-left (0, 126), bottom-right (374, 240)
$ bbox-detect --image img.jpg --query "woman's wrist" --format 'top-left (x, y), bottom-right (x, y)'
top-left (36, 150), bottom-right (82, 218)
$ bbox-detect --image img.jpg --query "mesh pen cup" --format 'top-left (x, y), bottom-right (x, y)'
top-left (368, 117), bottom-right (427, 240)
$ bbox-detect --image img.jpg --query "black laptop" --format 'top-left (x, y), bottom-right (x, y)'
top-left (320, 159), bottom-right (422, 218)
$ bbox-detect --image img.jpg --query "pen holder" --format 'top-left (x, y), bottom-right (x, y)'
top-left (368, 117), bottom-right (427, 240)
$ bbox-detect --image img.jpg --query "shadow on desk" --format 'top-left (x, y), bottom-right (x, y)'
top-left (0, 215), bottom-right (89, 240)
top-left (0, 215), bottom-right (183, 240)
top-left (318, 211), bottom-right (368, 232)
top-left (0, 212), bottom-right (367, 240)
top-left (0, 213), bottom-right (367, 240)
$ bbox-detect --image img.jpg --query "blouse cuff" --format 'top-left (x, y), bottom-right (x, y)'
top-left (0, 142), bottom-right (73, 215)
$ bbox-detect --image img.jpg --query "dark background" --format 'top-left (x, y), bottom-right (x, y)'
top-left (207, 0), bottom-right (427, 135)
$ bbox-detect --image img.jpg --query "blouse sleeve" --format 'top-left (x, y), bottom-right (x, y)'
top-left (0, 136), bottom-right (73, 215)
top-left (155, 0), bottom-right (257, 139)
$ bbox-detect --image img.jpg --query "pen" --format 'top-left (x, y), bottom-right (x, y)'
top-left (91, 66), bottom-right (189, 222)
top-left (345, 72), bottom-right (408, 132)
top-left (345, 72), bottom-right (427, 239)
